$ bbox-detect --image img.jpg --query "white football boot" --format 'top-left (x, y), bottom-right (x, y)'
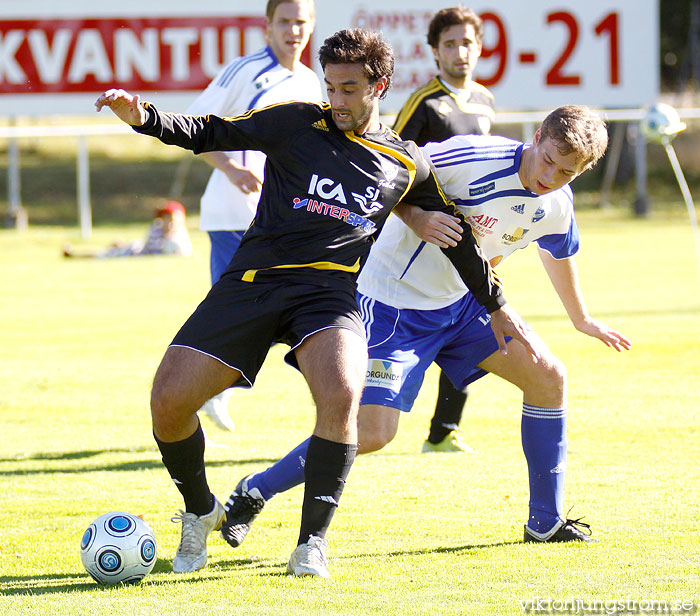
top-left (171, 497), bottom-right (225, 573)
top-left (287, 535), bottom-right (330, 578)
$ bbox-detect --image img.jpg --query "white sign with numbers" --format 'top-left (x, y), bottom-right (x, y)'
top-left (0, 0), bottom-right (658, 115)
top-left (315, 1), bottom-right (659, 112)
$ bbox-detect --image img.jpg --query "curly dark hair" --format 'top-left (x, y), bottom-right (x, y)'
top-left (427, 6), bottom-right (483, 49)
top-left (318, 29), bottom-right (394, 99)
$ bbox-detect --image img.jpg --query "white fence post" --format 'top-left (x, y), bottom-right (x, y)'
top-left (8, 138), bottom-right (21, 212)
top-left (633, 124), bottom-right (650, 216)
top-left (77, 135), bottom-right (92, 239)
top-left (4, 116), bottom-right (28, 229)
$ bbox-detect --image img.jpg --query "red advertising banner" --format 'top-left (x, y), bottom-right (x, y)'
top-left (0, 17), bottom-right (316, 94)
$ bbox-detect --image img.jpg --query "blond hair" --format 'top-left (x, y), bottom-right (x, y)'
top-left (540, 105), bottom-right (608, 170)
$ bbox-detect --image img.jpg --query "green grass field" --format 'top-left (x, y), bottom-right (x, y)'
top-left (1, 207), bottom-right (699, 615)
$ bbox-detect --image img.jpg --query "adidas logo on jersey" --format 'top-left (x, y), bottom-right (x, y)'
top-left (511, 203), bottom-right (525, 214)
top-left (312, 119), bottom-right (329, 132)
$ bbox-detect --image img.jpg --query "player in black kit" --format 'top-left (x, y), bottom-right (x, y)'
top-left (392, 7), bottom-right (494, 146)
top-left (95, 28), bottom-right (536, 578)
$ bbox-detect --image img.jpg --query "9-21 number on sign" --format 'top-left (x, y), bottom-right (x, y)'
top-left (478, 11), bottom-right (620, 87)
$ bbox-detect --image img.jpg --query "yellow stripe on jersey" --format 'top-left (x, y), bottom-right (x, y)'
top-left (344, 131), bottom-right (417, 202)
top-left (393, 77), bottom-right (496, 129)
top-left (220, 100), bottom-right (328, 122)
top-left (471, 81), bottom-right (496, 100)
top-left (452, 100), bottom-right (496, 119)
top-left (241, 257), bottom-right (362, 282)
top-left (392, 78), bottom-right (443, 134)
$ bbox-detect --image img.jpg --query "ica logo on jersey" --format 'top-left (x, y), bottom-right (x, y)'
top-left (308, 174), bottom-right (383, 215)
top-left (292, 174), bottom-right (379, 233)
top-left (308, 174), bottom-right (348, 204)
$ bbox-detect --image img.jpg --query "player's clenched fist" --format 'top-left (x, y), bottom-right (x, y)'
top-left (95, 89), bottom-right (147, 126)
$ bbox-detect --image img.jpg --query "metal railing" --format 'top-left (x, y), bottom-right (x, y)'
top-left (2, 108), bottom-right (699, 237)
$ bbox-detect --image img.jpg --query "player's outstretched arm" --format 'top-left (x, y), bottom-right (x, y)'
top-left (393, 203), bottom-right (463, 248)
top-left (571, 316), bottom-right (632, 352)
top-left (95, 89), bottom-right (147, 126)
top-left (538, 248), bottom-right (632, 352)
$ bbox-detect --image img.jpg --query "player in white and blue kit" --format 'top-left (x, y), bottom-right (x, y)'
top-left (223, 105), bottom-right (631, 545)
top-left (189, 0), bottom-right (322, 430)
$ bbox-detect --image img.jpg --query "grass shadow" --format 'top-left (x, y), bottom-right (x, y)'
top-left (340, 540), bottom-right (522, 561)
top-left (0, 450), bottom-right (281, 476)
top-left (0, 572), bottom-right (101, 595)
top-left (0, 447), bottom-right (155, 462)
top-left (0, 559), bottom-right (231, 595)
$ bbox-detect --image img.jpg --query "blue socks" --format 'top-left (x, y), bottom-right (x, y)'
top-left (247, 438), bottom-right (310, 500)
top-left (521, 404), bottom-right (567, 535)
top-left (248, 403), bottom-right (568, 538)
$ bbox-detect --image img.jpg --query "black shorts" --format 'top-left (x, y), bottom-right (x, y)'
top-left (171, 272), bottom-right (366, 387)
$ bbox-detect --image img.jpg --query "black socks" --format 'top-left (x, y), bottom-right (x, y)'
top-left (428, 370), bottom-right (468, 444)
top-left (154, 420), bottom-right (213, 516)
top-left (298, 435), bottom-right (357, 545)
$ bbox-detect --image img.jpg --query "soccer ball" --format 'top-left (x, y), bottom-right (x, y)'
top-left (80, 512), bottom-right (157, 584)
top-left (639, 103), bottom-right (687, 143)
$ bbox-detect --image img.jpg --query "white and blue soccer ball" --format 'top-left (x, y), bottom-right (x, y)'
top-left (639, 103), bottom-right (687, 143)
top-left (80, 512), bottom-right (157, 584)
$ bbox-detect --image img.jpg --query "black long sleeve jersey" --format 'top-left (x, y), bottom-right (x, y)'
top-left (392, 77), bottom-right (495, 146)
top-left (135, 100), bottom-right (504, 312)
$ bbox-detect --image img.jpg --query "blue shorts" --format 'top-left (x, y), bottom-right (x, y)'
top-left (208, 231), bottom-right (245, 284)
top-left (358, 292), bottom-right (501, 412)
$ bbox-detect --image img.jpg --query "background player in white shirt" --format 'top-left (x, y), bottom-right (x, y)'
top-left (188, 0), bottom-right (322, 430)
top-left (223, 105), bottom-right (631, 546)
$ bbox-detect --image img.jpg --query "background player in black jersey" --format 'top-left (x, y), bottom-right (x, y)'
top-left (95, 28), bottom-right (536, 578)
top-left (393, 6), bottom-right (493, 144)
top-left (393, 6), bottom-right (494, 453)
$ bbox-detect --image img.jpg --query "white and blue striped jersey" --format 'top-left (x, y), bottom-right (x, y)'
top-left (186, 46), bottom-right (322, 231)
top-left (357, 133), bottom-right (579, 310)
